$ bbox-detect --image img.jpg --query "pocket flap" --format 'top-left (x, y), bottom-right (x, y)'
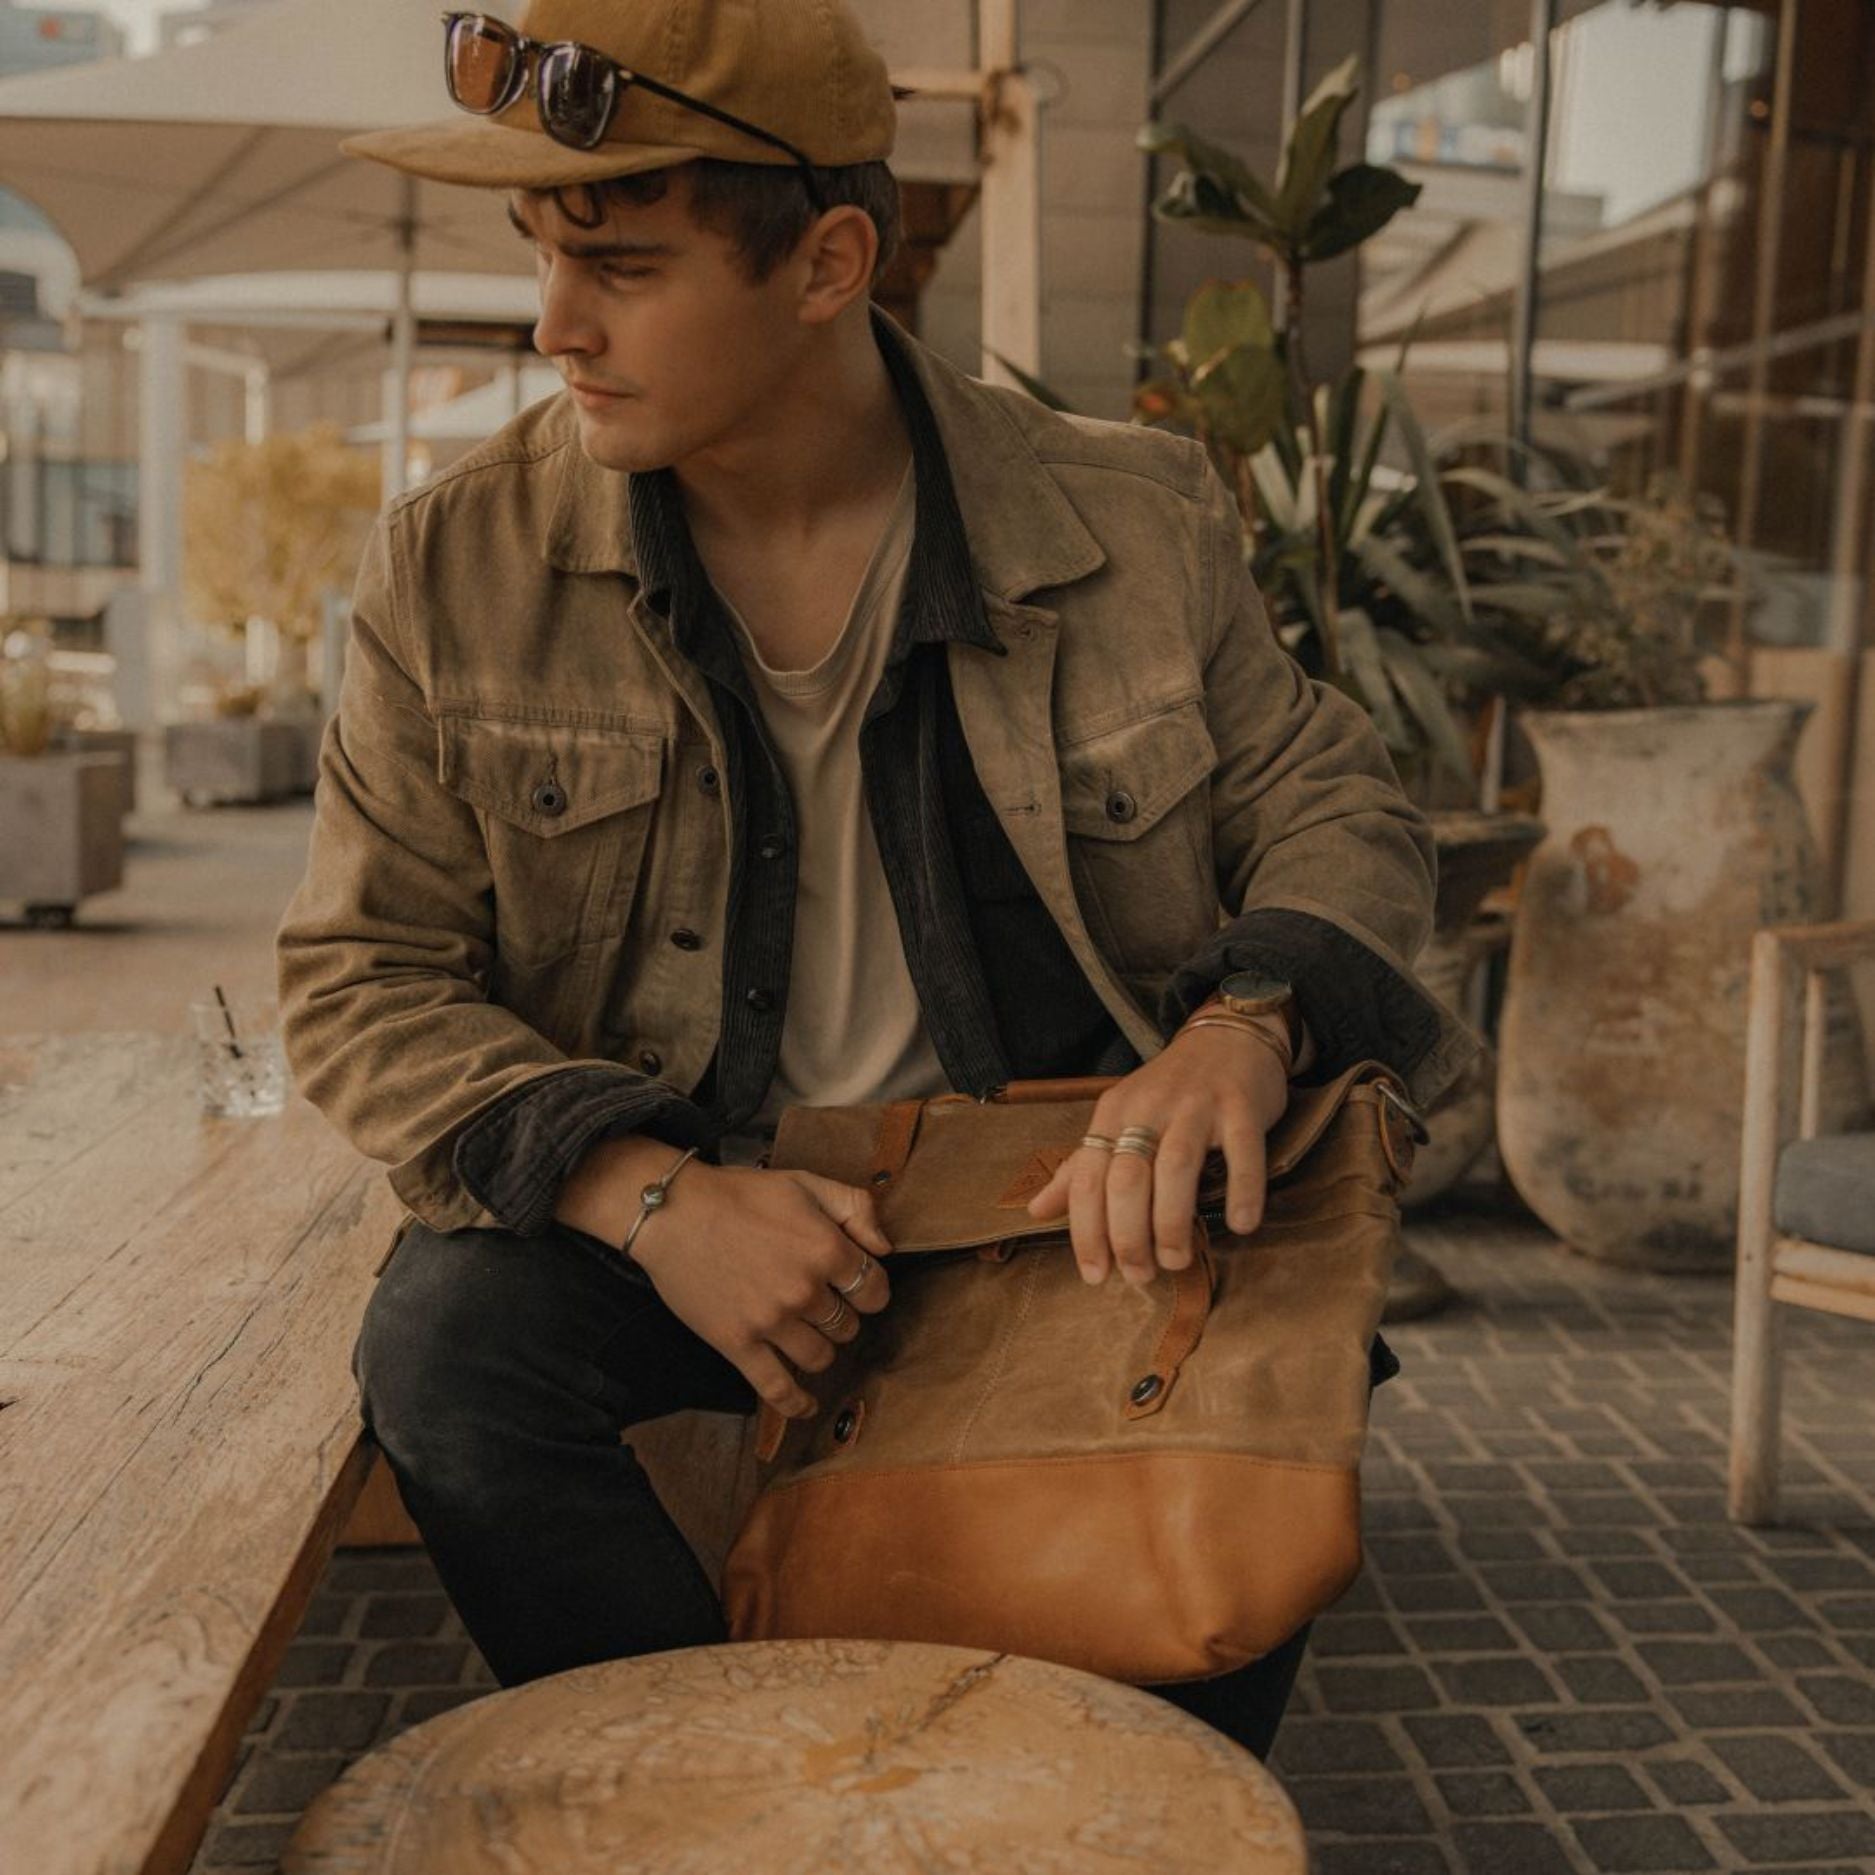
top-left (1058, 698), bottom-right (1217, 840)
top-left (436, 716), bottom-right (664, 836)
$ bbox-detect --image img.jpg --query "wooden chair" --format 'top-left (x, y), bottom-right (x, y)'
top-left (1729, 918), bottom-right (1875, 1524)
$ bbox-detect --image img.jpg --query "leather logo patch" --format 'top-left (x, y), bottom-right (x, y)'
top-left (995, 1146), bottom-right (1073, 1209)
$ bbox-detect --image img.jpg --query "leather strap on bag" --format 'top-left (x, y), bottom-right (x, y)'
top-left (869, 1096), bottom-right (926, 1189)
top-left (1121, 1214), bottom-right (1215, 1421)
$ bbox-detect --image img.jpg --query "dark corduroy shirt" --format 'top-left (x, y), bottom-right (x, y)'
top-left (452, 310), bottom-right (1440, 1244)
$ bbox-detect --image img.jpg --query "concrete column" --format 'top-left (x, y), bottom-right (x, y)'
top-left (135, 315), bottom-right (186, 729)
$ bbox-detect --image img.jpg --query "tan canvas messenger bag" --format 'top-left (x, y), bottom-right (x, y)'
top-left (719, 1056), bottom-right (1426, 1684)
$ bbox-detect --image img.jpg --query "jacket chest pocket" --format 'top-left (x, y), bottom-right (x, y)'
top-left (438, 714), bottom-right (667, 970)
top-left (1057, 698), bottom-right (1221, 974)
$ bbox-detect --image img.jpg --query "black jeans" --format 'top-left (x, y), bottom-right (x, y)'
top-left (351, 1219), bottom-right (1309, 1757)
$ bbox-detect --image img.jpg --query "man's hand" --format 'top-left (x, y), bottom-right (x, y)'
top-left (1025, 1026), bottom-right (1291, 1287)
top-left (564, 1139), bottom-right (893, 1422)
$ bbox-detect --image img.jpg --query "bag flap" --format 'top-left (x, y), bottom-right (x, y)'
top-left (765, 1056), bottom-right (1407, 1254)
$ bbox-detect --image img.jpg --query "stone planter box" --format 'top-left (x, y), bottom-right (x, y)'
top-left (0, 752), bottom-right (127, 926)
top-left (50, 728), bottom-right (138, 820)
top-left (165, 719), bottom-right (311, 806)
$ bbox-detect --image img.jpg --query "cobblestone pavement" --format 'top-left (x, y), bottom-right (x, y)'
top-left (189, 1187), bottom-right (1875, 1874)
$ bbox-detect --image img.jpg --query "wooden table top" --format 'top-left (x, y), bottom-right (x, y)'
top-left (285, 1637), bottom-right (1309, 1874)
top-left (0, 1031), bottom-right (405, 1875)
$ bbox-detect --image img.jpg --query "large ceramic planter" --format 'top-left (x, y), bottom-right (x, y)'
top-left (165, 718), bottom-right (308, 805)
top-left (1403, 810), bottom-right (1547, 1208)
top-left (1497, 700), bottom-right (1870, 1269)
top-left (50, 727), bottom-right (138, 819)
top-left (0, 752), bottom-right (127, 926)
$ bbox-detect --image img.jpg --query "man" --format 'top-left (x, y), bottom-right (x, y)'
top-left (276, 0), bottom-right (1481, 1756)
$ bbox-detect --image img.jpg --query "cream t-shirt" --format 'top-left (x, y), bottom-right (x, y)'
top-left (712, 460), bottom-right (951, 1167)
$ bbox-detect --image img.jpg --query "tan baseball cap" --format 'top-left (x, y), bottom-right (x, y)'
top-left (341, 0), bottom-right (897, 190)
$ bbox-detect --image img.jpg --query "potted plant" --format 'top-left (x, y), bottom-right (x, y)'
top-left (0, 620), bottom-right (127, 927)
top-left (1136, 64), bottom-right (1548, 1274)
top-left (1458, 462), bottom-right (1874, 1267)
top-left (168, 424), bottom-right (376, 806)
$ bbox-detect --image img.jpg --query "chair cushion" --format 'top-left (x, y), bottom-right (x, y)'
top-left (1772, 1133), bottom-right (1875, 1254)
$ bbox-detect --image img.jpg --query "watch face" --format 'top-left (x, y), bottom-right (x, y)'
top-left (1219, 970), bottom-right (1293, 1003)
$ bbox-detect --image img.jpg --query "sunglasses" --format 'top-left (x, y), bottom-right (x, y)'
top-left (441, 10), bottom-right (829, 212)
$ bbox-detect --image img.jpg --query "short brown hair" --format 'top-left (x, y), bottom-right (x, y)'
top-left (532, 158), bottom-right (901, 283)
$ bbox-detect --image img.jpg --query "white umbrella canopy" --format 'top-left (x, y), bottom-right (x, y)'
top-left (0, 0), bottom-right (978, 289)
top-left (0, 0), bottom-right (528, 286)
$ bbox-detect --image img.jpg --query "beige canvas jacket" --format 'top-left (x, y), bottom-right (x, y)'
top-left (275, 325), bottom-right (1483, 1234)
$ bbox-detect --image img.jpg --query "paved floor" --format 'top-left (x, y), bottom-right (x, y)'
top-left (180, 1190), bottom-right (1875, 1875)
top-left (12, 738), bottom-right (1874, 1873)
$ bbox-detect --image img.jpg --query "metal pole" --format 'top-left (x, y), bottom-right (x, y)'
top-left (1151, 0), bottom-right (1269, 105)
top-left (1279, 0), bottom-right (1307, 135)
top-left (1677, 6), bottom-right (1735, 487)
top-left (977, 0), bottom-right (1042, 386)
top-left (136, 315), bottom-right (186, 728)
top-left (1510, 0), bottom-right (1557, 453)
top-left (385, 173), bottom-right (418, 499)
top-left (1729, 0), bottom-right (1801, 667)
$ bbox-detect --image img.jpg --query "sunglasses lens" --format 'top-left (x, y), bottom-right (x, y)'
top-left (446, 15), bottom-right (521, 114)
top-left (539, 44), bottom-right (619, 150)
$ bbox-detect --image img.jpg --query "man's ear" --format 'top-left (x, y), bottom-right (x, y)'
top-left (795, 206), bottom-right (880, 326)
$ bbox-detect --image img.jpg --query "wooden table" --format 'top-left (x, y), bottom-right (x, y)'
top-left (0, 1031), bottom-right (405, 1875)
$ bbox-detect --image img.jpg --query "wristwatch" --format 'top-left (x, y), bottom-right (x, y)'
top-left (1214, 969), bottom-right (1304, 1059)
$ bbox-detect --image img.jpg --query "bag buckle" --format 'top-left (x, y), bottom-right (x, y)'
top-left (1376, 1079), bottom-right (1430, 1145)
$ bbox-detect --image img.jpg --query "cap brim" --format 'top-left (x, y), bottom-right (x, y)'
top-left (340, 117), bottom-right (704, 189)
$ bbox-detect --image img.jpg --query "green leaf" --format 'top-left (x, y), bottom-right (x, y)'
top-left (1302, 163), bottom-right (1422, 261)
top-left (1273, 53), bottom-right (1362, 240)
top-left (1353, 533), bottom-right (1463, 638)
top-left (1441, 466), bottom-right (1587, 562)
top-left (1460, 532), bottom-right (1572, 567)
top-left (1467, 580), bottom-right (1580, 617)
top-left (1139, 121), bottom-right (1280, 222)
top-left (1376, 369), bottom-right (1472, 625)
top-left (1183, 279), bottom-right (1275, 371)
top-left (1325, 366), bottom-right (1364, 542)
top-left (1376, 627), bottom-right (1475, 782)
top-left (985, 351), bottom-right (1076, 413)
top-left (1192, 345), bottom-right (1288, 455)
top-left (1151, 167), bottom-right (1272, 240)
top-left (1337, 606), bottom-right (1412, 747)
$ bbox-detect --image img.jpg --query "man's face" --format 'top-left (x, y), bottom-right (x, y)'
top-left (511, 170), bottom-right (811, 474)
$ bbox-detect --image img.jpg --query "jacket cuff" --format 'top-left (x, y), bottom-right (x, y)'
top-left (1156, 906), bottom-right (1445, 1093)
top-left (451, 1064), bottom-right (724, 1239)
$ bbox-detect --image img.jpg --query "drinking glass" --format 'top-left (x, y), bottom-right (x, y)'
top-left (190, 995), bottom-right (289, 1118)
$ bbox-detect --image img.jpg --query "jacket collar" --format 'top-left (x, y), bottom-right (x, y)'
top-left (541, 307), bottom-right (1107, 606)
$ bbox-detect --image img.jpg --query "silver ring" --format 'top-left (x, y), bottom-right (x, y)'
top-left (810, 1293), bottom-right (851, 1332)
top-left (1080, 1132), bottom-right (1116, 1152)
top-left (834, 1251), bottom-right (875, 1296)
top-left (1117, 1125), bottom-right (1161, 1144)
top-left (1113, 1138), bottom-right (1158, 1160)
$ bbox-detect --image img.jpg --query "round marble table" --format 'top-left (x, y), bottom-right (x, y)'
top-left (284, 1637), bottom-right (1307, 1874)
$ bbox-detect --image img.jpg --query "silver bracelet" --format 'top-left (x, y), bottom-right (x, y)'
top-left (621, 1145), bottom-right (701, 1260)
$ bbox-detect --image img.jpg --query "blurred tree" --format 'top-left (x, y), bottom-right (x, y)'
top-left (185, 424), bottom-right (380, 709)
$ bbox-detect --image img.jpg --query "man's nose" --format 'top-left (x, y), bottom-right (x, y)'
top-left (533, 263), bottom-right (604, 364)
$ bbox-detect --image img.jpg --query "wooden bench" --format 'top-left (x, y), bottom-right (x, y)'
top-left (0, 1030), bottom-right (760, 1875)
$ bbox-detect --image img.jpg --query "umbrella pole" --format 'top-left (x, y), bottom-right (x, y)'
top-left (384, 174), bottom-right (417, 500)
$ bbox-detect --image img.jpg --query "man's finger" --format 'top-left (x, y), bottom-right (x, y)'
top-left (1219, 1106), bottom-right (1268, 1235)
top-left (1026, 1156), bottom-right (1071, 1221)
top-left (1149, 1124), bottom-right (1207, 1271)
top-left (1066, 1145), bottom-right (1114, 1284)
top-left (1104, 1147), bottom-right (1157, 1286)
top-left (740, 1345), bottom-right (816, 1419)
